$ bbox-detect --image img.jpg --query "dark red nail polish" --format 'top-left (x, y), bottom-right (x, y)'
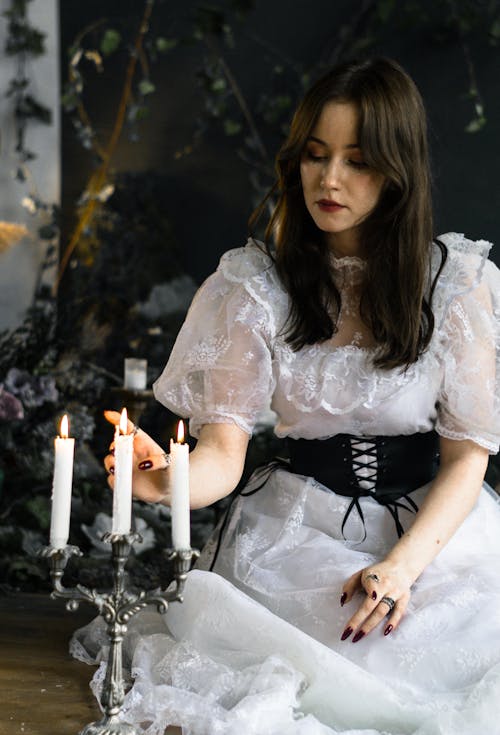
top-left (138, 460), bottom-right (153, 470)
top-left (110, 448), bottom-right (115, 456)
top-left (340, 592), bottom-right (347, 607)
top-left (109, 467), bottom-right (114, 475)
top-left (352, 630), bottom-right (366, 643)
top-left (341, 626), bottom-right (353, 641)
top-left (384, 624), bottom-right (393, 636)
top-left (371, 591), bottom-right (377, 600)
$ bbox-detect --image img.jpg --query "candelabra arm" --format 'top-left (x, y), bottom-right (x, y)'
top-left (168, 547), bottom-right (201, 602)
top-left (38, 545), bottom-right (100, 611)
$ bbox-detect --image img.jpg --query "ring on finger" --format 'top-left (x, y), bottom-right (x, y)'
top-left (380, 596), bottom-right (396, 612)
top-left (131, 424), bottom-right (140, 436)
top-left (161, 452), bottom-right (171, 470)
top-left (365, 573), bottom-right (380, 583)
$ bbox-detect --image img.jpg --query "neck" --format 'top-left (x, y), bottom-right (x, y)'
top-left (325, 230), bottom-right (362, 258)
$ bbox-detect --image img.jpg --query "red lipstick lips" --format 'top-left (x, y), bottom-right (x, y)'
top-left (317, 199), bottom-right (345, 212)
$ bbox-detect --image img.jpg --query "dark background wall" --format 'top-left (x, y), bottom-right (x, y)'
top-left (60, 0), bottom-right (500, 284)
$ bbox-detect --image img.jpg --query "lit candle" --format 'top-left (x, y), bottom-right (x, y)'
top-left (112, 408), bottom-right (134, 535)
top-left (123, 358), bottom-right (148, 391)
top-left (49, 415), bottom-right (75, 549)
top-left (170, 420), bottom-right (190, 549)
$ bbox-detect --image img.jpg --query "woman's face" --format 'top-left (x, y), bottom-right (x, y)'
top-left (300, 101), bottom-right (386, 256)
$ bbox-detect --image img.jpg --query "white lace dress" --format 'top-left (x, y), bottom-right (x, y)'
top-left (72, 233), bottom-right (500, 735)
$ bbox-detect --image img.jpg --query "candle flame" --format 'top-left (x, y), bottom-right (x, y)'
top-left (119, 407), bottom-right (128, 435)
top-left (60, 414), bottom-right (69, 439)
top-left (177, 420), bottom-right (185, 444)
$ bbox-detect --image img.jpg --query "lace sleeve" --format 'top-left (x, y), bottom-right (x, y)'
top-left (435, 245), bottom-right (500, 454)
top-left (153, 244), bottom-right (276, 438)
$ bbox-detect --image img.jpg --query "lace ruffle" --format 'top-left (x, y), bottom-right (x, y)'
top-left (154, 234), bottom-right (500, 452)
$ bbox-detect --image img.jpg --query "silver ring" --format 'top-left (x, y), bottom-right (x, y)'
top-left (365, 573), bottom-right (380, 583)
top-left (131, 424), bottom-right (140, 436)
top-left (161, 452), bottom-right (171, 470)
top-left (380, 596), bottom-right (395, 612)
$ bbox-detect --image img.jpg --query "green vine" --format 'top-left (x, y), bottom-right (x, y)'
top-left (3, 0), bottom-right (59, 280)
top-left (4, 0), bottom-right (52, 164)
top-left (61, 6), bottom-right (176, 158)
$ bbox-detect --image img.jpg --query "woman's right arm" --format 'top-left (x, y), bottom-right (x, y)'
top-left (104, 413), bottom-right (249, 509)
top-left (184, 423), bottom-right (250, 508)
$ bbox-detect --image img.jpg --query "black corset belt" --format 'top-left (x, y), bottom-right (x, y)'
top-left (288, 431), bottom-right (441, 540)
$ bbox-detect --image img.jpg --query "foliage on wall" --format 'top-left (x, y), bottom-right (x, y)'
top-left (59, 0), bottom-right (500, 283)
top-left (3, 0), bottom-right (59, 252)
top-left (157, 0), bottom-right (499, 207)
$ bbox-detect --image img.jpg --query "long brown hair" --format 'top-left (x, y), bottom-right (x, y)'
top-left (250, 57), bottom-right (445, 369)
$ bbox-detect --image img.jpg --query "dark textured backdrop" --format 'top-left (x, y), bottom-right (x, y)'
top-left (60, 0), bottom-right (500, 285)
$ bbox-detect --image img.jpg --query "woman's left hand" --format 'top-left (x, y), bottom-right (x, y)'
top-left (339, 561), bottom-right (413, 641)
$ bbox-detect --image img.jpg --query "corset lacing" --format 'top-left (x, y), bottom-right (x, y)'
top-left (288, 431), bottom-right (440, 542)
top-left (209, 431), bottom-right (440, 570)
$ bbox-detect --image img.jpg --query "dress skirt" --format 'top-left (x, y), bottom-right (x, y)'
top-left (71, 468), bottom-right (500, 735)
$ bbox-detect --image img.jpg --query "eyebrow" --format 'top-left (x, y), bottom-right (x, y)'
top-left (307, 135), bottom-right (360, 149)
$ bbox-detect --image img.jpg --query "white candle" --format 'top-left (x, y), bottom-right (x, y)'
top-left (124, 358), bottom-right (148, 391)
top-left (49, 415), bottom-right (75, 549)
top-left (112, 408), bottom-right (133, 535)
top-left (170, 420), bottom-right (191, 549)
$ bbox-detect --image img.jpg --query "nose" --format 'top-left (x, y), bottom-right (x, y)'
top-left (320, 158), bottom-right (342, 189)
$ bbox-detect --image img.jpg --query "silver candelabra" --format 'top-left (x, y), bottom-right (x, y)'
top-left (40, 533), bottom-right (199, 735)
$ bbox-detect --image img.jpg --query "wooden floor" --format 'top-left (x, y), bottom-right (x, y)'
top-left (0, 593), bottom-right (180, 735)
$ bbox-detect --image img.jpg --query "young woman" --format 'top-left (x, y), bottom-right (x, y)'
top-left (84, 58), bottom-right (500, 734)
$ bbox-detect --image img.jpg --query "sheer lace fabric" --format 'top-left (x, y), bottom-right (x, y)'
top-left (154, 232), bottom-right (500, 451)
top-left (72, 232), bottom-right (500, 734)
top-left (72, 479), bottom-right (500, 735)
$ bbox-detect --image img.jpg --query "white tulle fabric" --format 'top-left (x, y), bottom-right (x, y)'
top-left (72, 233), bottom-right (500, 734)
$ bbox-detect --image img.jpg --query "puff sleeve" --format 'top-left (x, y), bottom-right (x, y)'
top-left (434, 234), bottom-right (500, 454)
top-left (153, 242), bottom-right (277, 438)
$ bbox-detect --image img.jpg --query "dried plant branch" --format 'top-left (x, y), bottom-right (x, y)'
top-left (54, 0), bottom-right (155, 295)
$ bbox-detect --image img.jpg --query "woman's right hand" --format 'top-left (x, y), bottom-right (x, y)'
top-left (103, 410), bottom-right (172, 505)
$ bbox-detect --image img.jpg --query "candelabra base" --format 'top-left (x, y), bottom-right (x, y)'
top-left (40, 538), bottom-right (199, 734)
top-left (79, 715), bottom-right (138, 735)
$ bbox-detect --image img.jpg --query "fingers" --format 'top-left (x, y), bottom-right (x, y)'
top-left (340, 565), bottom-right (411, 641)
top-left (340, 570), bottom-right (363, 606)
top-left (341, 568), bottom-right (382, 606)
top-left (361, 571), bottom-right (381, 602)
top-left (104, 453), bottom-right (115, 490)
top-left (382, 594), bottom-right (408, 635)
top-left (105, 451), bottom-right (170, 475)
top-left (104, 453), bottom-right (113, 473)
top-left (341, 591), bottom-right (382, 641)
top-left (103, 409), bottom-right (137, 435)
top-left (138, 452), bottom-right (171, 472)
top-left (104, 409), bottom-right (121, 427)
top-left (355, 593), bottom-right (409, 639)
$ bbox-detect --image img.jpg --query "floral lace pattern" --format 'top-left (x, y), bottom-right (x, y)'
top-left (72, 477), bottom-right (500, 735)
top-left (154, 233), bottom-right (500, 452)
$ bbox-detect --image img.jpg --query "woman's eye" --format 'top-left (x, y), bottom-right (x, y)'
top-left (348, 159), bottom-right (369, 169)
top-left (305, 151), bottom-right (326, 162)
